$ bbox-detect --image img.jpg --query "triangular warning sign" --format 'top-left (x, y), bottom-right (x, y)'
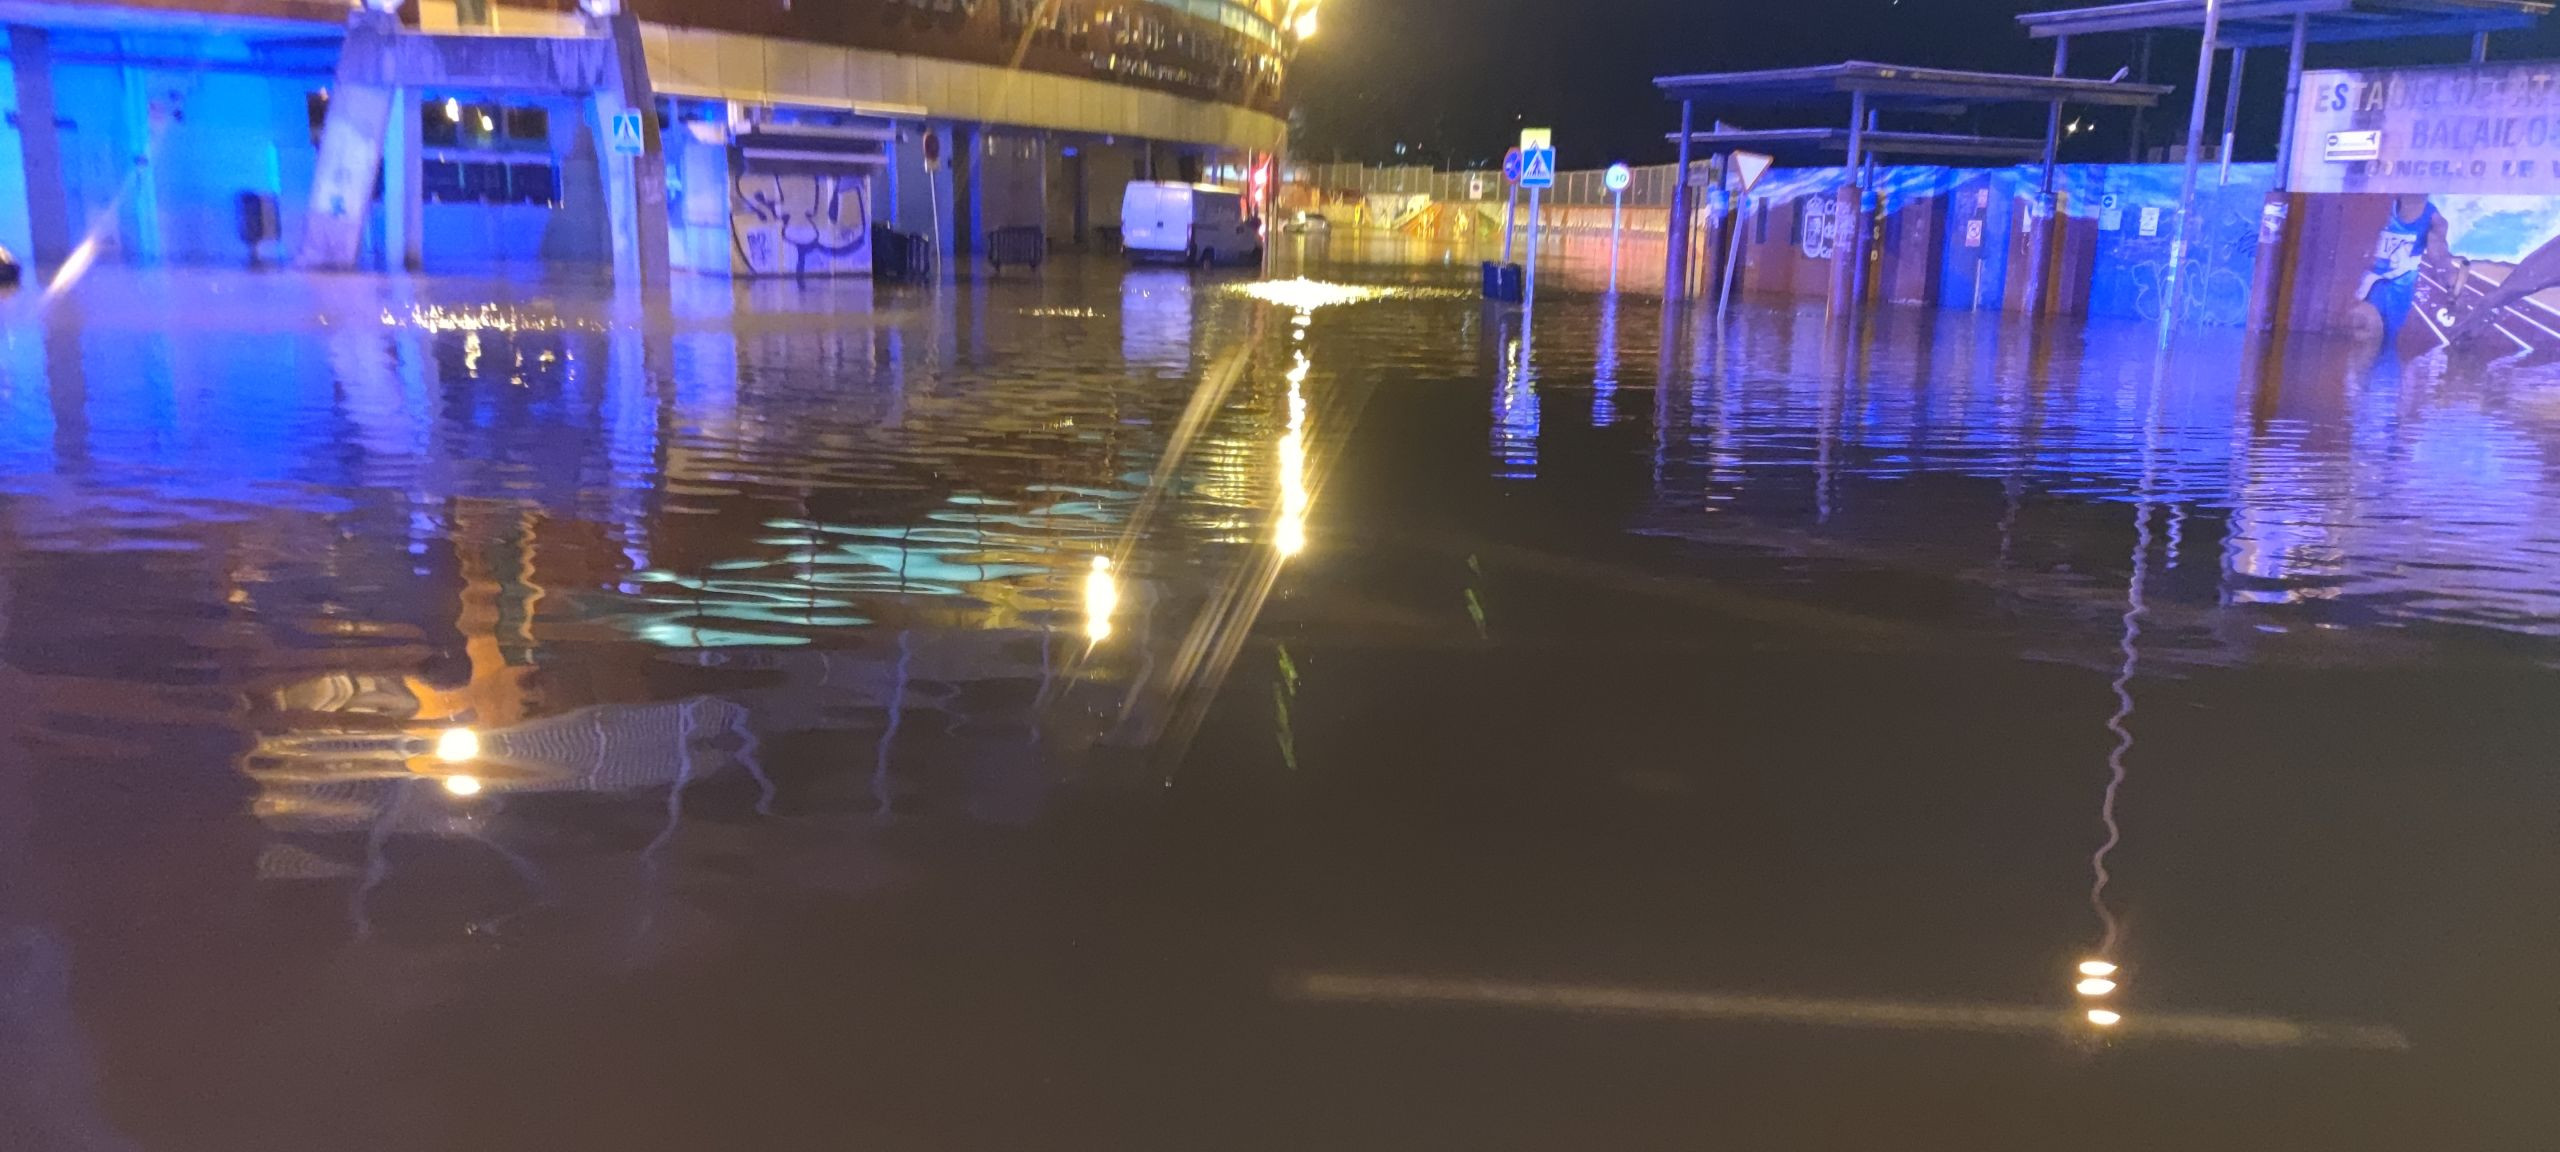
top-left (1730, 150), bottom-right (1775, 193)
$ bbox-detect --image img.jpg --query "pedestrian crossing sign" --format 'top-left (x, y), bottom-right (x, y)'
top-left (1519, 147), bottom-right (1556, 189)
top-left (610, 110), bottom-right (645, 156)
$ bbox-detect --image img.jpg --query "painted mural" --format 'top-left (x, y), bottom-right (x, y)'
top-left (1723, 163), bottom-right (2281, 324)
top-left (730, 167), bottom-right (873, 278)
top-left (2358, 194), bottom-right (2560, 355)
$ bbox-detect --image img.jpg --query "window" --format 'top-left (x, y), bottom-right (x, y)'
top-left (504, 106), bottom-right (549, 144)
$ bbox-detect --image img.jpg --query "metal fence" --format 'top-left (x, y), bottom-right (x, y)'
top-left (1287, 160), bottom-right (1711, 209)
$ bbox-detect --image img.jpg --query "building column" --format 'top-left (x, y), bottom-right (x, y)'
top-left (593, 9), bottom-right (670, 289)
top-left (1665, 99), bottom-right (1693, 301)
top-left (298, 11), bottom-right (400, 270)
top-left (963, 124), bottom-right (986, 257)
top-left (2022, 35), bottom-right (2070, 318)
top-left (8, 27), bottom-right (74, 269)
top-left (1827, 89), bottom-right (1868, 320)
top-left (2159, 0), bottom-right (2224, 342)
top-left (381, 87), bottom-right (421, 271)
top-left (2246, 12), bottom-right (2309, 332)
top-left (2217, 45), bottom-right (2247, 185)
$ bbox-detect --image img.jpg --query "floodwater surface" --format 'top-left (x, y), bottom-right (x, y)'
top-left (0, 247), bottom-right (2555, 1150)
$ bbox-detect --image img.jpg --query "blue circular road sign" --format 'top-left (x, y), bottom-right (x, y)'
top-left (1503, 148), bottom-right (1523, 184)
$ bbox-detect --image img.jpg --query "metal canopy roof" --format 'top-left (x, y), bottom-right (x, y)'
top-left (1654, 61), bottom-right (2173, 108)
top-left (1665, 128), bottom-right (2050, 160)
top-left (2017, 0), bottom-right (2549, 47)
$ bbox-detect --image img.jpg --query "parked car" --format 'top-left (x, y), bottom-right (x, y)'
top-left (1121, 181), bottom-right (1262, 267)
top-left (1280, 211), bottom-right (1331, 235)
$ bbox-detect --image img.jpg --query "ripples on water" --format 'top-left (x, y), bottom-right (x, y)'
top-left (3, 251), bottom-right (2559, 1144)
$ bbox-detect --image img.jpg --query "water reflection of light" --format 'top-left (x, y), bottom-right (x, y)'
top-left (1085, 555), bottom-right (1119, 643)
top-left (441, 774), bottom-right (483, 797)
top-left (2076, 977), bottom-right (2118, 997)
top-left (1593, 293), bottom-right (1621, 427)
top-left (1228, 278), bottom-right (1426, 311)
top-left (2087, 1009), bottom-right (2123, 1028)
top-left (434, 727), bottom-right (481, 763)
top-left (1276, 342), bottom-right (1312, 557)
top-left (2079, 959), bottom-right (2119, 978)
top-left (1494, 333), bottom-right (1541, 481)
top-left (381, 303), bottom-right (592, 334)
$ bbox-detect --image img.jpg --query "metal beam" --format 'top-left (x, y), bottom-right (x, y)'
top-left (2161, 0), bottom-right (2224, 342)
top-left (1655, 60), bottom-right (2171, 108)
top-left (2042, 35), bottom-right (2071, 193)
top-left (2219, 44), bottom-right (2246, 183)
top-left (2210, 11), bottom-right (2539, 42)
top-left (1667, 99), bottom-right (1695, 301)
top-left (2272, 12), bottom-right (2308, 190)
top-left (1663, 128), bottom-right (2049, 159)
top-left (2018, 0), bottom-right (2547, 42)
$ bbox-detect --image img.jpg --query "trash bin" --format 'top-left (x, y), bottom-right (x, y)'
top-left (987, 225), bottom-right (1046, 271)
top-left (236, 191), bottom-right (280, 267)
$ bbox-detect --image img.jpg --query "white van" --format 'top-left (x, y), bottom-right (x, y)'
top-left (1121, 182), bottom-right (1262, 267)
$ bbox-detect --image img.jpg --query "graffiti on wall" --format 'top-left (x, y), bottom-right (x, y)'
top-left (2081, 164), bottom-right (2275, 327)
top-left (731, 169), bottom-right (872, 278)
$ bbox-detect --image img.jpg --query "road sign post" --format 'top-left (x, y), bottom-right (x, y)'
top-left (1501, 147), bottom-right (1523, 263)
top-left (1717, 149), bottom-right (1775, 325)
top-left (1605, 162), bottom-right (1632, 293)
top-left (1519, 129), bottom-right (1555, 317)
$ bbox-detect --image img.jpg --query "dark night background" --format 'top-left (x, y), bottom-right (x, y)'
top-left (1290, 0), bottom-right (2560, 170)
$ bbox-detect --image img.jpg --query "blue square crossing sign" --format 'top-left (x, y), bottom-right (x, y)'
top-left (1517, 128), bottom-right (1556, 189)
top-left (1519, 148), bottom-right (1556, 189)
top-left (610, 110), bottom-right (646, 156)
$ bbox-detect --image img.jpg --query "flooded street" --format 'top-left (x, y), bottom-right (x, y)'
top-left (1, 244), bottom-right (2556, 1150)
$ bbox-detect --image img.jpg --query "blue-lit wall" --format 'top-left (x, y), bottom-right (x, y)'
top-left (1731, 161), bottom-right (2280, 326)
top-left (2080, 164), bottom-right (2277, 328)
top-left (0, 31), bottom-right (327, 268)
top-left (417, 93), bottom-right (611, 273)
top-left (0, 48), bottom-right (30, 262)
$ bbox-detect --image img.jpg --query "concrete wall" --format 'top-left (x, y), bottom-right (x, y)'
top-left (417, 94), bottom-right (611, 273)
top-left (0, 30), bottom-right (328, 269)
top-left (0, 46), bottom-right (29, 262)
top-left (639, 24), bottom-right (1286, 157)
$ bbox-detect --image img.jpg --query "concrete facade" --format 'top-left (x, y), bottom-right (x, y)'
top-left (0, 0), bottom-right (1296, 281)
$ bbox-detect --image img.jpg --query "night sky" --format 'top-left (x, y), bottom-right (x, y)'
top-left (1291, 0), bottom-right (2560, 170)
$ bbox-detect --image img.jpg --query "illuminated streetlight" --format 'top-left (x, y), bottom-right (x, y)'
top-left (1295, 9), bottom-right (1318, 39)
top-left (2078, 959), bottom-right (2119, 978)
top-left (443, 97), bottom-right (461, 122)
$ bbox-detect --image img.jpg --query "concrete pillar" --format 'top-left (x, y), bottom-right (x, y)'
top-left (593, 10), bottom-right (670, 289)
top-left (964, 124), bottom-right (986, 256)
top-left (380, 87), bottom-right (421, 271)
top-left (8, 27), bottom-right (74, 269)
top-left (1827, 89), bottom-right (1868, 320)
top-left (2246, 13), bottom-right (2309, 333)
top-left (2160, 0), bottom-right (2224, 343)
top-left (1665, 99), bottom-right (1693, 301)
top-left (2023, 36), bottom-right (2069, 318)
top-left (2217, 46), bottom-right (2247, 185)
top-left (297, 11), bottom-right (399, 270)
top-left (115, 60), bottom-right (159, 265)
